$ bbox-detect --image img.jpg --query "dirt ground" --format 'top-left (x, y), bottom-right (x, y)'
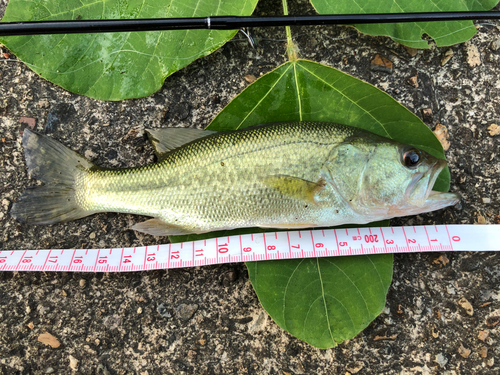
top-left (1, 0), bottom-right (499, 374)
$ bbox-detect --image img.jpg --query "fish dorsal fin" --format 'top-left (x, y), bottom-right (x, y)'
top-left (260, 175), bottom-right (326, 204)
top-left (146, 128), bottom-right (218, 159)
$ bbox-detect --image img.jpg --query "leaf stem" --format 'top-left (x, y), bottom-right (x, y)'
top-left (282, 0), bottom-right (298, 61)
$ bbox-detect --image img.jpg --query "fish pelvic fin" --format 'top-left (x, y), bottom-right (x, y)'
top-left (10, 129), bottom-right (95, 225)
top-left (131, 218), bottom-right (203, 236)
top-left (260, 175), bottom-right (326, 204)
top-left (146, 128), bottom-right (218, 160)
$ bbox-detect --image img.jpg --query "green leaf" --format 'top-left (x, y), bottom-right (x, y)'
top-left (309, 0), bottom-right (500, 49)
top-left (246, 250), bottom-right (393, 348)
top-left (0, 0), bottom-right (258, 100)
top-left (200, 59), bottom-right (450, 348)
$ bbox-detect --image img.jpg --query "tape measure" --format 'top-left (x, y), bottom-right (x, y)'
top-left (1, 224), bottom-right (498, 273)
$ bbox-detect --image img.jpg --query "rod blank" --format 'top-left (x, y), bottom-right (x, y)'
top-left (0, 12), bottom-right (499, 37)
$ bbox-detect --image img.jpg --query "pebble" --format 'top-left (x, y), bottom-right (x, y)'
top-left (487, 124), bottom-right (500, 136)
top-left (37, 332), bottom-right (61, 348)
top-left (478, 330), bottom-right (489, 341)
top-left (157, 303), bottom-right (171, 318)
top-left (457, 297), bottom-right (474, 316)
top-left (458, 343), bottom-right (471, 358)
top-left (435, 353), bottom-right (448, 368)
top-left (482, 198), bottom-right (491, 204)
top-left (45, 368), bottom-right (55, 374)
top-left (79, 279), bottom-right (86, 288)
top-left (244, 74), bottom-right (256, 84)
top-left (68, 355), bottom-right (79, 371)
top-left (405, 46), bottom-right (418, 57)
top-left (175, 303), bottom-right (198, 320)
top-left (479, 346), bottom-right (488, 358)
top-left (370, 54), bottom-right (393, 74)
top-left (465, 43), bottom-right (481, 67)
top-left (422, 108), bottom-right (433, 123)
top-left (490, 37), bottom-right (500, 51)
top-left (441, 49), bottom-right (453, 66)
top-left (433, 124), bottom-right (450, 151)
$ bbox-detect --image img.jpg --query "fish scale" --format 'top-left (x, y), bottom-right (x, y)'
top-left (82, 122), bottom-right (348, 231)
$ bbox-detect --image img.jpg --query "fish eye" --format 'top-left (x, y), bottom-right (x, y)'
top-left (403, 149), bottom-right (421, 168)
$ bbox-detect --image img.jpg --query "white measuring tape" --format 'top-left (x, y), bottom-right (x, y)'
top-left (1, 225), bottom-right (498, 273)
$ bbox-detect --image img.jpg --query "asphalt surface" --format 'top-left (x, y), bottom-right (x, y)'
top-left (1, 0), bottom-right (499, 373)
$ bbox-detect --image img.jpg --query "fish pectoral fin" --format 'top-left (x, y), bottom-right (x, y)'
top-left (146, 128), bottom-right (218, 159)
top-left (130, 218), bottom-right (195, 236)
top-left (261, 175), bottom-right (326, 204)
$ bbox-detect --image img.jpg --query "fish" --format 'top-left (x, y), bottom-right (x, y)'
top-left (10, 122), bottom-right (459, 236)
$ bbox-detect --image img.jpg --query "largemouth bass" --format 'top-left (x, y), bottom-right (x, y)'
top-left (11, 122), bottom-right (459, 236)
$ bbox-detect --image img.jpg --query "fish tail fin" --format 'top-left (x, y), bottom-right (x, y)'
top-left (10, 129), bottom-right (95, 225)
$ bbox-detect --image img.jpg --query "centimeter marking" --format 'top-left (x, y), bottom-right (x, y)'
top-left (1, 225), bottom-right (498, 273)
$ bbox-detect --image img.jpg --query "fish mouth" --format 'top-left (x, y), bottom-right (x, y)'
top-left (404, 159), bottom-right (449, 207)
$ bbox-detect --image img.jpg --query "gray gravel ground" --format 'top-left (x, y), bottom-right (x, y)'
top-left (1, 0), bottom-right (499, 374)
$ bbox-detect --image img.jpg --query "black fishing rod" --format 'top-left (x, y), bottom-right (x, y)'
top-left (0, 12), bottom-right (500, 36)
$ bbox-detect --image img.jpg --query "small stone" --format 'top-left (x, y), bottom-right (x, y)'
top-left (244, 74), bottom-right (256, 84)
top-left (405, 46), bottom-right (418, 57)
top-left (490, 37), bottom-right (500, 51)
top-left (476, 214), bottom-right (487, 225)
top-left (370, 54), bottom-right (393, 74)
top-left (422, 108), bottom-right (433, 123)
top-left (346, 362), bottom-right (364, 374)
top-left (187, 350), bottom-right (197, 359)
top-left (19, 116), bottom-right (37, 130)
top-left (45, 368), bottom-right (55, 374)
top-left (28, 322), bottom-right (34, 329)
top-left (175, 303), bottom-right (198, 320)
top-left (2, 52), bottom-right (9, 59)
top-left (457, 297), bottom-right (474, 316)
top-left (487, 124), bottom-right (500, 136)
top-left (68, 355), bottom-right (79, 371)
top-left (137, 307), bottom-right (142, 314)
top-left (431, 325), bottom-right (439, 338)
top-left (222, 270), bottom-right (238, 287)
top-left (37, 99), bottom-right (50, 109)
top-left (482, 198), bottom-right (491, 204)
top-left (479, 346), bottom-right (488, 358)
top-left (249, 311), bottom-right (268, 333)
top-left (433, 124), bottom-right (450, 151)
top-left (465, 43), bottom-right (481, 67)
top-left (478, 330), bottom-right (489, 341)
top-left (486, 357), bottom-right (494, 367)
top-left (441, 49), bottom-right (453, 66)
top-left (157, 303), bottom-right (171, 318)
top-left (407, 72), bottom-right (419, 88)
top-left (38, 332), bottom-right (61, 348)
top-left (435, 353), bottom-right (448, 368)
top-left (458, 343), bottom-right (471, 358)
top-left (196, 332), bottom-right (207, 346)
top-left (79, 279), bottom-right (86, 288)
top-left (432, 254), bottom-right (449, 268)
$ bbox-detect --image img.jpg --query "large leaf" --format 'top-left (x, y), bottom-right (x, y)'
top-left (0, 0), bottom-right (258, 100)
top-left (200, 59), bottom-right (450, 348)
top-left (246, 249), bottom-right (393, 348)
top-left (310, 0), bottom-right (500, 49)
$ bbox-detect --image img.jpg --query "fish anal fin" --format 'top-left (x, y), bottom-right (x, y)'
top-left (146, 128), bottom-right (218, 160)
top-left (261, 175), bottom-right (326, 204)
top-left (258, 223), bottom-right (318, 229)
top-left (131, 218), bottom-right (208, 236)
